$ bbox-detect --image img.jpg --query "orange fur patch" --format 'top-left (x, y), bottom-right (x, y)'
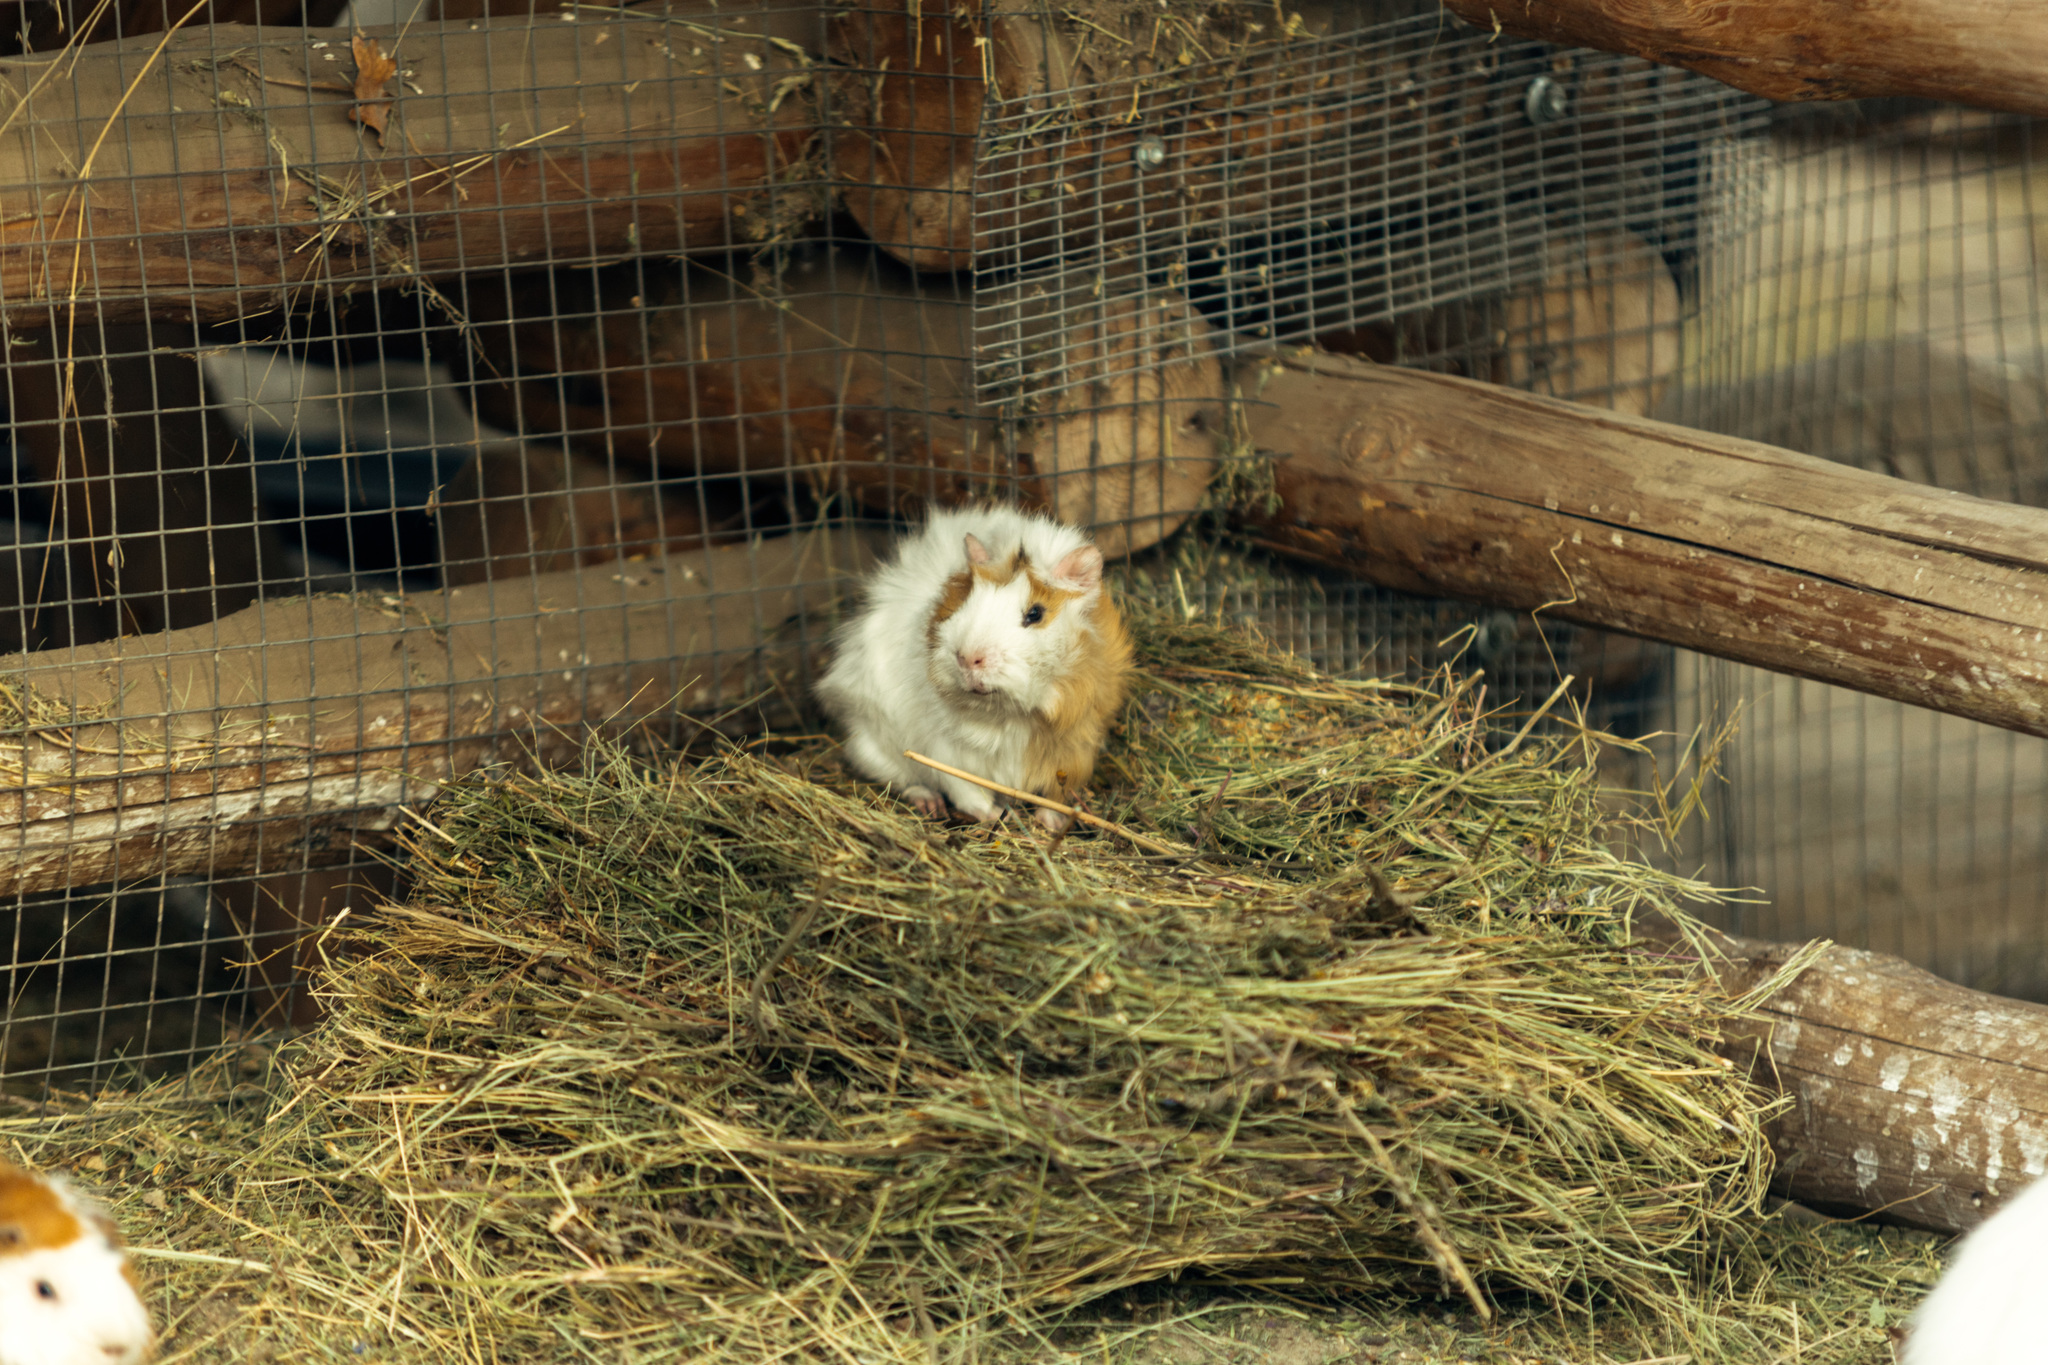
top-left (1024, 592), bottom-right (1134, 797)
top-left (926, 570), bottom-right (976, 649)
top-left (0, 1165), bottom-right (83, 1255)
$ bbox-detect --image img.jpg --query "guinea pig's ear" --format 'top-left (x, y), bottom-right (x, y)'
top-left (964, 533), bottom-right (992, 566)
top-left (1051, 544), bottom-right (1104, 594)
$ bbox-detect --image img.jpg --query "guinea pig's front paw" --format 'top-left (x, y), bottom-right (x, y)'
top-left (1034, 805), bottom-right (1074, 834)
top-left (903, 785), bottom-right (949, 820)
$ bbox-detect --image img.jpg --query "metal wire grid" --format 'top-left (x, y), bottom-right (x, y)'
top-left (0, 3), bottom-right (888, 1095)
top-left (968, 4), bottom-right (1765, 396)
top-left (0, 1), bottom-right (1747, 1093)
top-left (1665, 105), bottom-right (2048, 1001)
top-left (10, 0), bottom-right (2034, 1106)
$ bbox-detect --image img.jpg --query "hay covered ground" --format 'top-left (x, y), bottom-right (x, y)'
top-left (0, 608), bottom-right (1943, 1363)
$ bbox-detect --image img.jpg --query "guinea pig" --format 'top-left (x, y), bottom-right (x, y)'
top-left (0, 1162), bottom-right (155, 1365)
top-left (817, 506), bottom-right (1134, 832)
top-left (1904, 1170), bottom-right (2048, 1364)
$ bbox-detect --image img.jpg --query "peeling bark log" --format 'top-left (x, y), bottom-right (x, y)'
top-left (0, 528), bottom-right (876, 900)
top-left (1232, 349), bottom-right (2048, 741)
top-left (1702, 932), bottom-right (2048, 1236)
top-left (1438, 0), bottom-right (2048, 117)
top-left (0, 4), bottom-right (820, 327)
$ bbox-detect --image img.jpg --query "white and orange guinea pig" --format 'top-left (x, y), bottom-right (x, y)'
top-left (817, 507), bottom-right (1134, 832)
top-left (0, 1163), bottom-right (155, 1365)
top-left (1904, 1171), bottom-right (2048, 1365)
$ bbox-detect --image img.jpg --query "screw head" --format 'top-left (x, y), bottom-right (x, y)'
top-left (1524, 75), bottom-right (1569, 126)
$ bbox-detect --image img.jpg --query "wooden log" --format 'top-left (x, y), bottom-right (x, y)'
top-left (826, 0), bottom-right (1718, 273)
top-left (0, 527), bottom-right (876, 900)
top-left (1699, 931), bottom-right (2048, 1235)
top-left (461, 257), bottom-right (1225, 559)
top-left (1232, 348), bottom-right (2048, 742)
top-left (1438, 0), bottom-right (2048, 117)
top-left (0, 4), bottom-right (820, 327)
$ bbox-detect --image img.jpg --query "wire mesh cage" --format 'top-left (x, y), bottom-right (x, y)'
top-left (1666, 102), bottom-right (2048, 1000)
top-left (0, 0), bottom-right (2042, 1103)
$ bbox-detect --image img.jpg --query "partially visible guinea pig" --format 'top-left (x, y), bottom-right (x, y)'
top-left (0, 1163), bottom-right (155, 1365)
top-left (1904, 1171), bottom-right (2048, 1365)
top-left (817, 506), bottom-right (1134, 832)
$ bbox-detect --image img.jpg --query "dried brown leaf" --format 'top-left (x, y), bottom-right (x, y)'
top-left (349, 33), bottom-right (398, 143)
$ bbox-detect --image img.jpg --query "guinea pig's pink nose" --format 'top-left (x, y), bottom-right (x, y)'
top-left (957, 650), bottom-right (985, 671)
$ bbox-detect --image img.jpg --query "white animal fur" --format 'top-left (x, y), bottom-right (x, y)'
top-left (817, 507), bottom-right (1110, 826)
top-left (0, 1168), bottom-right (154, 1365)
top-left (1905, 1172), bottom-right (2048, 1365)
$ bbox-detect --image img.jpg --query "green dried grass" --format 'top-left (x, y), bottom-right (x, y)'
top-left (0, 610), bottom-right (1932, 1362)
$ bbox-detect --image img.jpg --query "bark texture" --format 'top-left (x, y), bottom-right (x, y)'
top-left (1706, 932), bottom-right (2048, 1235)
top-left (1440, 0), bottom-right (2048, 116)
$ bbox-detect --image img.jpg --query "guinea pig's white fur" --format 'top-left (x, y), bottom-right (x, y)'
top-left (817, 506), bottom-right (1132, 830)
top-left (1905, 1171), bottom-right (2048, 1364)
top-left (0, 1164), bottom-right (154, 1365)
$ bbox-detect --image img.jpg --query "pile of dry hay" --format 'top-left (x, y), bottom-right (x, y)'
top-left (12, 611), bottom-right (1904, 1363)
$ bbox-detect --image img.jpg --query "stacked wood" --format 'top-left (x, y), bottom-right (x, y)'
top-left (1230, 349), bottom-right (2048, 742)
top-left (0, 5), bottom-right (820, 327)
top-left (826, 0), bottom-right (1718, 273)
top-left (1438, 0), bottom-right (2048, 118)
top-left (460, 256), bottom-right (1225, 558)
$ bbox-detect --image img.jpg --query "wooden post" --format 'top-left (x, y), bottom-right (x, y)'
top-left (1232, 349), bottom-right (2048, 742)
top-left (1438, 0), bottom-right (2048, 116)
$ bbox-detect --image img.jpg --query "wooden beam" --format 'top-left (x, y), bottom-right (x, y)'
top-left (1695, 931), bottom-right (2048, 1235)
top-left (0, 4), bottom-right (819, 327)
top-left (1232, 349), bottom-right (2048, 741)
top-left (1439, 0), bottom-right (2048, 116)
top-left (0, 528), bottom-right (874, 898)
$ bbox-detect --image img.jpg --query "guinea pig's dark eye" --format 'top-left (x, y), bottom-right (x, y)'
top-left (34, 1278), bottom-right (56, 1300)
top-left (1022, 604), bottom-right (1045, 627)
